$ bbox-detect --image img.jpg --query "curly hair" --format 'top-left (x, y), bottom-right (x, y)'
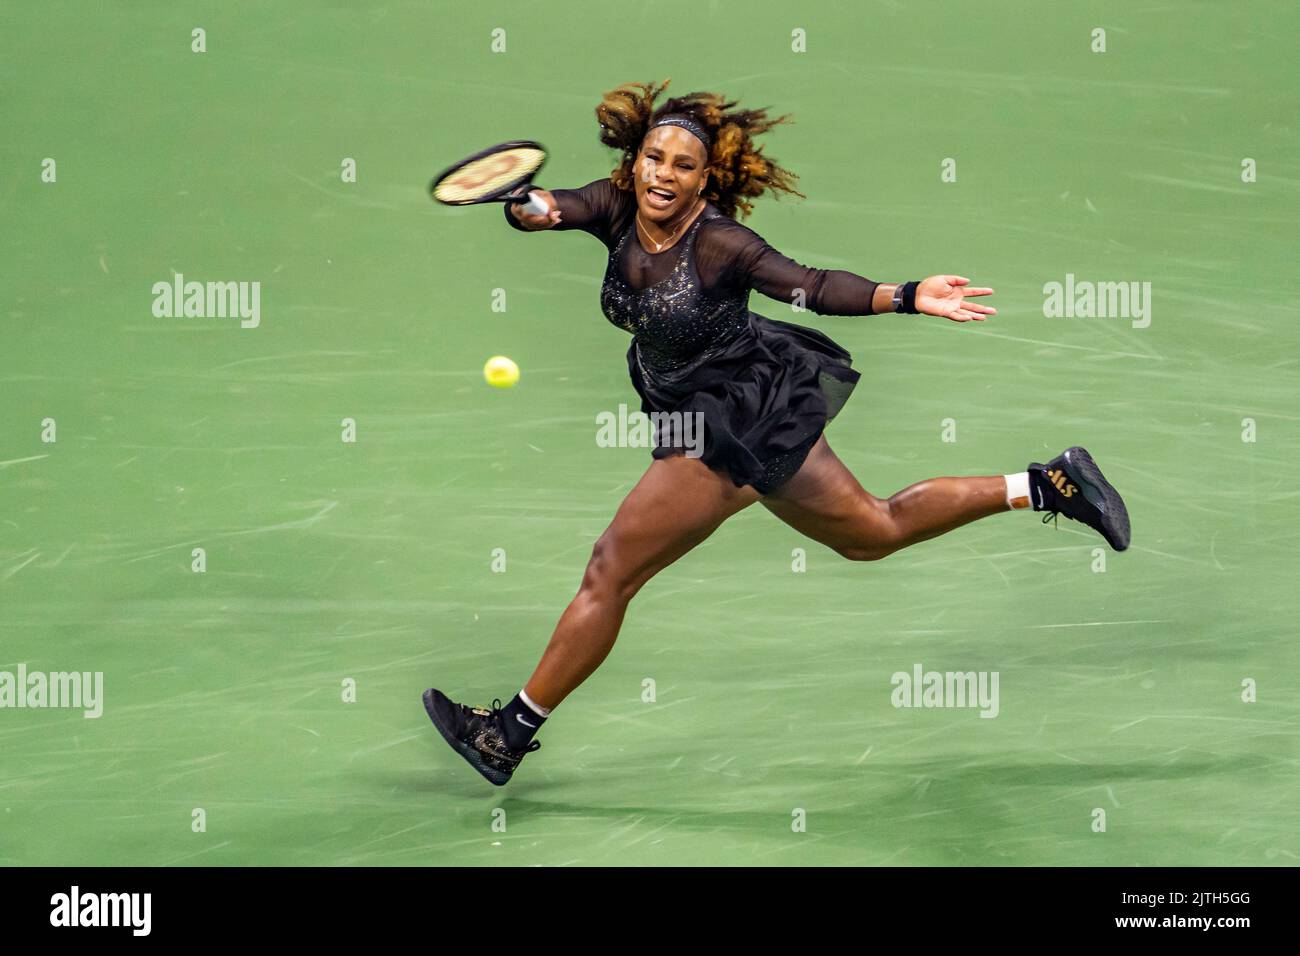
top-left (595, 78), bottom-right (804, 220)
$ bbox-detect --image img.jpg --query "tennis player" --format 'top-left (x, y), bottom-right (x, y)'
top-left (424, 80), bottom-right (1130, 785)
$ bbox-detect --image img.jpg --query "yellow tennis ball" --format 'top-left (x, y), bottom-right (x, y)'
top-left (483, 355), bottom-right (520, 388)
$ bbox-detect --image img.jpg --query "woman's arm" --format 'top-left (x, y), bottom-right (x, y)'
top-left (504, 178), bottom-right (630, 246)
top-left (869, 283), bottom-right (898, 314)
top-left (696, 219), bottom-right (995, 320)
top-left (695, 219), bottom-right (881, 314)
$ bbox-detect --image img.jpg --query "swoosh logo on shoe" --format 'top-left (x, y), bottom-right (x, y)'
top-left (1035, 486), bottom-right (1044, 510)
top-left (515, 714), bottom-right (536, 729)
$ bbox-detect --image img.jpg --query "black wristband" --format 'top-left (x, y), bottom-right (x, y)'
top-left (900, 280), bottom-right (920, 314)
top-left (891, 281), bottom-right (920, 313)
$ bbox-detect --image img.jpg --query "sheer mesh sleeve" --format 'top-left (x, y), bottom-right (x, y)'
top-left (695, 217), bottom-right (880, 316)
top-left (504, 177), bottom-right (632, 249)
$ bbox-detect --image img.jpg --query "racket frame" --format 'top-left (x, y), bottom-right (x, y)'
top-left (430, 139), bottom-right (547, 207)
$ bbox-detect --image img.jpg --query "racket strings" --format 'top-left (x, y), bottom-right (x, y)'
top-left (434, 147), bottom-right (545, 203)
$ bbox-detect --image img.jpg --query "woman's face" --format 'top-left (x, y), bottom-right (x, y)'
top-left (634, 125), bottom-right (709, 224)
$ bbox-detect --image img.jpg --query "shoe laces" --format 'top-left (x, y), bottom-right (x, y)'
top-left (1042, 511), bottom-right (1059, 529)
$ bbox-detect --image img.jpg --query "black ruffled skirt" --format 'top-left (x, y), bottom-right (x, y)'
top-left (626, 311), bottom-right (860, 495)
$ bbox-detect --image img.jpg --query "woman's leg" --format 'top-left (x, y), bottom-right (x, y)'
top-left (523, 453), bottom-right (761, 709)
top-left (761, 435), bottom-right (1009, 560)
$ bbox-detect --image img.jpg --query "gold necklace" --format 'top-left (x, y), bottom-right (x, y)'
top-left (637, 197), bottom-right (703, 252)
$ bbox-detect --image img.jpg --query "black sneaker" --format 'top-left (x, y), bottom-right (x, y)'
top-left (422, 688), bottom-right (540, 786)
top-left (1029, 446), bottom-right (1131, 551)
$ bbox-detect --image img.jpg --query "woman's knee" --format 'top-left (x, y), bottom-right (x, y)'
top-left (579, 532), bottom-right (641, 603)
top-left (836, 495), bottom-right (904, 561)
top-left (835, 542), bottom-right (897, 562)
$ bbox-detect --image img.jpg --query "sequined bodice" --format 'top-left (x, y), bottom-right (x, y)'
top-left (599, 209), bottom-right (752, 371)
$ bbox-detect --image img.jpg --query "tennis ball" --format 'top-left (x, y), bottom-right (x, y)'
top-left (483, 355), bottom-right (520, 388)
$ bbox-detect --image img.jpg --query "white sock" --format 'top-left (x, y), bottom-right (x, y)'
top-left (1004, 472), bottom-right (1031, 511)
top-left (519, 688), bottom-right (552, 718)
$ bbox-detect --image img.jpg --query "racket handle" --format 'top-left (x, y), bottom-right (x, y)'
top-left (521, 191), bottom-right (548, 217)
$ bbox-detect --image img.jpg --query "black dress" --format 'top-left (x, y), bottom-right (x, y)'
top-left (506, 178), bottom-right (880, 494)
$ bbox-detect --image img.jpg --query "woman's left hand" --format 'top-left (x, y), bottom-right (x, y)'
top-left (916, 275), bottom-right (997, 322)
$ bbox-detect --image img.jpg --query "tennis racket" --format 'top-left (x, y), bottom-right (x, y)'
top-left (430, 140), bottom-right (548, 216)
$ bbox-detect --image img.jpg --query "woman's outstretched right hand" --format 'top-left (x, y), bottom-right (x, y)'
top-left (509, 189), bottom-right (562, 230)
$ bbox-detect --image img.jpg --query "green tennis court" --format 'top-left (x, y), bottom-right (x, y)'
top-left (2, 0), bottom-right (1296, 866)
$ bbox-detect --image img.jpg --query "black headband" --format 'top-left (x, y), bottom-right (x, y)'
top-left (648, 114), bottom-right (712, 151)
